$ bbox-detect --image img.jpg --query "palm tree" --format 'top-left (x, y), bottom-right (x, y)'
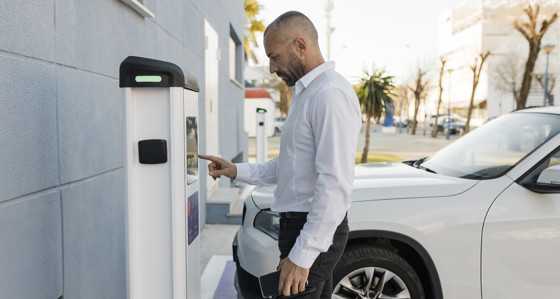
top-left (244, 0), bottom-right (265, 65)
top-left (357, 69), bottom-right (395, 163)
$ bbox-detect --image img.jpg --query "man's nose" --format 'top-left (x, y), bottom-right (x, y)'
top-left (269, 61), bottom-right (277, 74)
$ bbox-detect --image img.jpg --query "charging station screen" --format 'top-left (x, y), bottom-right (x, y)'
top-left (186, 117), bottom-right (199, 184)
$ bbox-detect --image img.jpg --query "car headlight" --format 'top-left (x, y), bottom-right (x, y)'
top-left (254, 210), bottom-right (280, 240)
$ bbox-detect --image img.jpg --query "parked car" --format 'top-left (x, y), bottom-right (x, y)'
top-left (393, 116), bottom-right (413, 128)
top-left (425, 114), bottom-right (446, 127)
top-left (233, 106), bottom-right (560, 299)
top-left (426, 114), bottom-right (464, 128)
top-left (274, 117), bottom-right (285, 135)
top-left (436, 117), bottom-right (466, 135)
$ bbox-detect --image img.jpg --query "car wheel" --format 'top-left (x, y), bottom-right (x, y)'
top-left (332, 245), bottom-right (425, 299)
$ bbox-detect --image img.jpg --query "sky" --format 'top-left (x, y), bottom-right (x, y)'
top-left (253, 0), bottom-right (466, 84)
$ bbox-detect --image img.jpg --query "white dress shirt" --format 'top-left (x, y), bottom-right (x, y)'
top-left (235, 61), bottom-right (362, 268)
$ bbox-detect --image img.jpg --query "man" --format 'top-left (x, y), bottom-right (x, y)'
top-left (199, 11), bottom-right (361, 298)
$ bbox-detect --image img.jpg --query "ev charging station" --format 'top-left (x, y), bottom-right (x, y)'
top-left (119, 56), bottom-right (200, 299)
top-left (256, 108), bottom-right (267, 163)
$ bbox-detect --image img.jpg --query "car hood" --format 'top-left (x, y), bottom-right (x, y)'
top-left (251, 162), bottom-right (478, 210)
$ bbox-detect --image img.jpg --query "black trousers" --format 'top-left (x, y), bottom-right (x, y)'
top-left (277, 214), bottom-right (349, 299)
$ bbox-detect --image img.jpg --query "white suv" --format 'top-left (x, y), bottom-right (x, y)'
top-left (232, 107), bottom-right (560, 299)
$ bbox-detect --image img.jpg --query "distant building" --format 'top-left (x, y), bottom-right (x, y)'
top-left (436, 0), bottom-right (560, 120)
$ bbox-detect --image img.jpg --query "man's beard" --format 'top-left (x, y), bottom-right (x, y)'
top-left (277, 52), bottom-right (306, 87)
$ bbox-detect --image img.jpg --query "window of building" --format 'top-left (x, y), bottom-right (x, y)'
top-left (229, 25), bottom-right (243, 85)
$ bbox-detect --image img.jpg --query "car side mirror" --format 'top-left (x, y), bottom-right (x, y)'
top-left (537, 164), bottom-right (560, 185)
top-left (523, 164), bottom-right (560, 194)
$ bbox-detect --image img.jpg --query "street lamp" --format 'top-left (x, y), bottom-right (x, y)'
top-left (447, 69), bottom-right (454, 140)
top-left (543, 44), bottom-right (555, 106)
top-left (398, 100), bottom-right (403, 134)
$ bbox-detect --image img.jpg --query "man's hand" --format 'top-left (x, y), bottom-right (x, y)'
top-left (278, 257), bottom-right (310, 297)
top-left (198, 154), bottom-right (237, 180)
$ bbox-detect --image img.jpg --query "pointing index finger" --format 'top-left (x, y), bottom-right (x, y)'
top-left (198, 154), bottom-right (219, 163)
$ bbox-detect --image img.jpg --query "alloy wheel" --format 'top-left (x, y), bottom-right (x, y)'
top-left (333, 267), bottom-right (411, 299)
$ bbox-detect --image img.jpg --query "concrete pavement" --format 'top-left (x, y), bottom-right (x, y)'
top-left (355, 124), bottom-right (459, 160)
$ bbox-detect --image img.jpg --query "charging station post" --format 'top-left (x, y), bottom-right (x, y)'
top-left (256, 108), bottom-right (267, 163)
top-left (119, 56), bottom-right (201, 299)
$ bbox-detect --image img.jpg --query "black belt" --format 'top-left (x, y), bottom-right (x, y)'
top-left (279, 212), bottom-right (309, 219)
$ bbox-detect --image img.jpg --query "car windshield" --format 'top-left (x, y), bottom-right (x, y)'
top-left (420, 112), bottom-right (560, 179)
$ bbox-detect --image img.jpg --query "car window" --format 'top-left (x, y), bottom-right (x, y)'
top-left (421, 113), bottom-right (560, 179)
top-left (548, 149), bottom-right (560, 168)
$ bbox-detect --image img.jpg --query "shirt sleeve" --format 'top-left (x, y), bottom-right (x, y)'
top-left (288, 87), bottom-right (361, 268)
top-left (234, 157), bottom-right (278, 186)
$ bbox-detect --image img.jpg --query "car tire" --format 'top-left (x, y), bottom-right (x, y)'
top-left (332, 245), bottom-right (425, 299)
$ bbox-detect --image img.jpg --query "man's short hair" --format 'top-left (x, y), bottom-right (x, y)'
top-left (264, 11), bottom-right (319, 47)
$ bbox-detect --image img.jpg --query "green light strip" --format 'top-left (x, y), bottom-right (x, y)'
top-left (135, 75), bottom-right (162, 83)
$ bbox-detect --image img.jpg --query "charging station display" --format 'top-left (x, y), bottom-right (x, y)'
top-left (186, 117), bottom-right (199, 185)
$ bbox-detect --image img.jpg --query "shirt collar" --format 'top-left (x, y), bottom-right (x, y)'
top-left (293, 61), bottom-right (335, 95)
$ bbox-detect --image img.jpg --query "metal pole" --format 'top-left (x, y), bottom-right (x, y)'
top-left (544, 51), bottom-right (550, 106)
top-left (325, 0), bottom-right (334, 61)
top-left (447, 69), bottom-right (453, 140)
top-left (398, 100), bottom-right (403, 133)
top-left (542, 44), bottom-right (555, 106)
top-left (256, 108), bottom-right (267, 164)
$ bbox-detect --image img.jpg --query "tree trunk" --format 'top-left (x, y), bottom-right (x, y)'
top-left (431, 115), bottom-right (440, 137)
top-left (465, 52), bottom-right (490, 135)
top-left (517, 44), bottom-right (540, 108)
top-left (361, 112), bottom-right (372, 163)
top-left (432, 58), bottom-right (446, 138)
top-left (464, 73), bottom-right (477, 134)
top-left (411, 96), bottom-right (420, 135)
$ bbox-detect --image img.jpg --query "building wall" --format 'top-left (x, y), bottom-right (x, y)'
top-left (0, 0), bottom-right (244, 298)
top-left (437, 0), bottom-right (560, 120)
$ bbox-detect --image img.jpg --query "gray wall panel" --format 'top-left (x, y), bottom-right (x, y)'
top-left (0, 0), bottom-right (55, 61)
top-left (0, 191), bottom-right (62, 299)
top-left (156, 0), bottom-right (205, 58)
top-left (142, 22), bottom-right (202, 76)
top-left (62, 170), bottom-right (125, 299)
top-left (55, 0), bottom-right (144, 77)
top-left (57, 68), bottom-right (123, 183)
top-left (0, 56), bottom-right (58, 202)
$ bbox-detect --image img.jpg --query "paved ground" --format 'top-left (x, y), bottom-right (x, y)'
top-left (201, 224), bottom-right (240, 274)
top-left (249, 123), bottom-right (460, 160)
top-left (200, 124), bottom-right (462, 298)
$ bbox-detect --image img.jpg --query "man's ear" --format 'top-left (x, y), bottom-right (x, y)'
top-left (293, 37), bottom-right (307, 56)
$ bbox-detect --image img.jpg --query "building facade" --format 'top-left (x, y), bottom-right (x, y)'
top-left (0, 0), bottom-right (245, 297)
top-left (436, 0), bottom-right (560, 121)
